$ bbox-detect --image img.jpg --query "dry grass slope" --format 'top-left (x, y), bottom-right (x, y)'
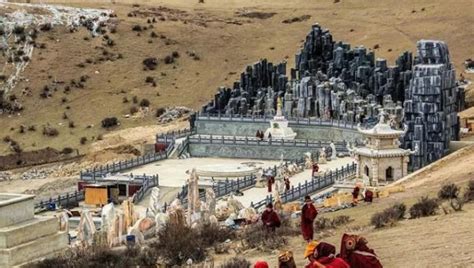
top-left (0, 0), bottom-right (473, 156)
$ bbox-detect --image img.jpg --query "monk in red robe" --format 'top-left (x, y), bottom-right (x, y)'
top-left (267, 176), bottom-right (275, 193)
top-left (340, 233), bottom-right (383, 268)
top-left (364, 189), bottom-right (374, 202)
top-left (352, 186), bottom-right (360, 205)
top-left (284, 177), bottom-right (290, 191)
top-left (301, 195), bottom-right (318, 242)
top-left (312, 163), bottom-right (319, 177)
top-left (261, 203), bottom-right (281, 232)
top-left (304, 241), bottom-right (350, 268)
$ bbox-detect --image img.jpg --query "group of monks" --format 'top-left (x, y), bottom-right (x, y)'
top-left (266, 176), bottom-right (291, 193)
top-left (302, 234), bottom-right (383, 268)
top-left (258, 195), bottom-right (383, 267)
top-left (352, 186), bottom-right (374, 205)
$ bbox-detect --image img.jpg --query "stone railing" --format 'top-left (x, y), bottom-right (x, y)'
top-left (79, 143), bottom-right (172, 181)
top-left (251, 162), bottom-right (357, 209)
top-left (196, 112), bottom-right (359, 129)
top-left (34, 190), bottom-right (84, 213)
top-left (36, 174), bottom-right (159, 213)
top-left (132, 174), bottom-right (160, 203)
top-left (177, 175), bottom-right (257, 207)
top-left (188, 134), bottom-right (349, 151)
top-left (155, 128), bottom-right (196, 142)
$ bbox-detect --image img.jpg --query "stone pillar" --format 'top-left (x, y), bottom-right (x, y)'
top-left (402, 156), bottom-right (409, 177)
top-left (371, 158), bottom-right (378, 186)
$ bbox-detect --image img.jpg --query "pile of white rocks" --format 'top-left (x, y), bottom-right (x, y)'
top-left (157, 106), bottom-right (192, 124)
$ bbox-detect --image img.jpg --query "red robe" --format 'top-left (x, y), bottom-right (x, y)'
top-left (261, 209), bottom-right (281, 232)
top-left (305, 257), bottom-right (350, 268)
top-left (352, 186), bottom-right (360, 199)
top-left (312, 164), bottom-right (319, 176)
top-left (364, 190), bottom-right (373, 202)
top-left (340, 234), bottom-right (383, 268)
top-left (267, 176), bottom-right (275, 193)
top-left (301, 202), bottom-right (318, 241)
top-left (284, 178), bottom-right (290, 191)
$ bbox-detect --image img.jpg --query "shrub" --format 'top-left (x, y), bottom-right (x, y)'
top-left (156, 107), bottom-right (166, 117)
top-left (172, 51), bottom-right (180, 58)
top-left (139, 98), bottom-right (150, 107)
top-left (40, 23), bottom-right (52, 32)
top-left (122, 97), bottom-right (129, 103)
top-left (164, 55), bottom-right (174, 64)
top-left (313, 215), bottom-right (351, 230)
top-left (132, 96), bottom-right (138, 104)
top-left (132, 25), bottom-right (142, 32)
top-left (465, 180), bottom-right (474, 202)
top-left (152, 222), bottom-right (206, 266)
top-left (61, 147), bottom-right (74, 154)
top-left (220, 257), bottom-right (251, 268)
top-left (32, 245), bottom-right (157, 268)
top-left (130, 106), bottom-right (139, 114)
top-left (10, 140), bottom-right (22, 154)
top-left (2, 136), bottom-right (11, 143)
top-left (371, 203), bottom-right (406, 228)
top-left (241, 223), bottom-right (288, 250)
top-left (80, 137), bottom-right (87, 145)
top-left (198, 223), bottom-right (234, 248)
top-left (68, 121), bottom-right (75, 128)
top-left (143, 57), bottom-right (158, 70)
top-left (145, 76), bottom-right (155, 84)
top-left (28, 125), bottom-right (36, 132)
top-left (101, 117), bottom-right (119, 128)
top-left (409, 196), bottom-right (438, 218)
top-left (42, 126), bottom-right (59, 137)
top-left (438, 183), bottom-right (460, 200)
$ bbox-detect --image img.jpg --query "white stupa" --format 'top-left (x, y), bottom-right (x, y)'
top-left (264, 97), bottom-right (297, 140)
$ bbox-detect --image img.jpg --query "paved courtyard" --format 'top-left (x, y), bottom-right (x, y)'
top-left (233, 156), bottom-right (355, 207)
top-left (126, 157), bottom-right (280, 187)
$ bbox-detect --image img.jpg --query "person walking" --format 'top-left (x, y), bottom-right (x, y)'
top-left (267, 176), bottom-right (275, 193)
top-left (284, 177), bottom-right (290, 192)
top-left (301, 195), bottom-right (318, 242)
top-left (312, 163), bottom-right (319, 177)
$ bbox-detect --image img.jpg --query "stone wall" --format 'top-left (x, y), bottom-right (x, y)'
top-left (189, 143), bottom-right (333, 160)
top-left (194, 119), bottom-right (363, 142)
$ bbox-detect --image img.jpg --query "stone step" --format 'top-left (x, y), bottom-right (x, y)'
top-left (0, 216), bottom-right (59, 249)
top-left (0, 231), bottom-right (68, 267)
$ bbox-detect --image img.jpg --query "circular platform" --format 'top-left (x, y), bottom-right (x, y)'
top-left (194, 162), bottom-right (262, 178)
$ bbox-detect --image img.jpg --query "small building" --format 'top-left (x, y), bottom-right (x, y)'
top-left (80, 175), bottom-right (144, 206)
top-left (83, 183), bottom-right (118, 206)
top-left (354, 111), bottom-right (416, 186)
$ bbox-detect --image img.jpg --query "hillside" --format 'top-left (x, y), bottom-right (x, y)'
top-left (213, 145), bottom-right (474, 267)
top-left (0, 0), bottom-right (473, 157)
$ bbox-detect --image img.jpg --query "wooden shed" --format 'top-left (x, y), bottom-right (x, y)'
top-left (84, 183), bottom-right (118, 206)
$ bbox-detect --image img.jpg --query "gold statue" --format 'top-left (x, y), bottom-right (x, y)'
top-left (277, 97), bottom-right (283, 116)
